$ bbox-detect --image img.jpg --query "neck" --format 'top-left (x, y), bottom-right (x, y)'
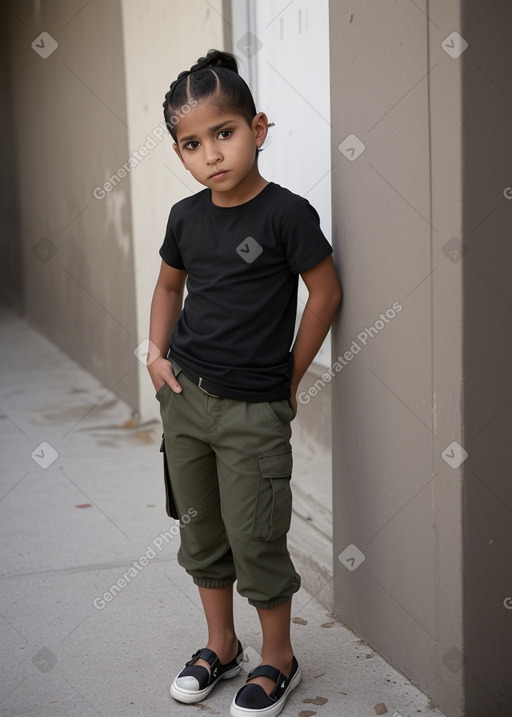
top-left (210, 163), bottom-right (268, 207)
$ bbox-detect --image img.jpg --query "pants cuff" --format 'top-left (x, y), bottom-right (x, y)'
top-left (193, 576), bottom-right (236, 589)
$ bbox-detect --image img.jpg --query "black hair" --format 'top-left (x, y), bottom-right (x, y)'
top-left (162, 49), bottom-right (258, 141)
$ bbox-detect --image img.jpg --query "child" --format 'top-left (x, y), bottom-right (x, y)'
top-left (148, 49), bottom-right (342, 717)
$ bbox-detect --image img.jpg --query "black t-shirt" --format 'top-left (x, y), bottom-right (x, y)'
top-left (159, 182), bottom-right (333, 402)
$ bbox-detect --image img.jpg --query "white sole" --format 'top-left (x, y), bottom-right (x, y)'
top-left (170, 662), bottom-right (243, 704)
top-left (230, 665), bottom-right (302, 717)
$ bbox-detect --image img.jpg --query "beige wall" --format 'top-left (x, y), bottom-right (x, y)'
top-left (2, 0), bottom-right (225, 418)
top-left (120, 0), bottom-right (225, 420)
top-left (329, 1), bottom-right (512, 715)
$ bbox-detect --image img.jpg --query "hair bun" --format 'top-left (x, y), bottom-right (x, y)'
top-left (190, 49), bottom-right (239, 75)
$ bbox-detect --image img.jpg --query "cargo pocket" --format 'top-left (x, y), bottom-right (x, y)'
top-left (160, 434), bottom-right (179, 519)
top-left (252, 452), bottom-right (293, 541)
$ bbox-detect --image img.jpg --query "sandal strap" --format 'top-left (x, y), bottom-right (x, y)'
top-left (186, 647), bottom-right (219, 670)
top-left (247, 664), bottom-right (284, 685)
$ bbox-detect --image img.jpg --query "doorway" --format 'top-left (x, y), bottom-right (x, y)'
top-left (230, 0), bottom-right (334, 604)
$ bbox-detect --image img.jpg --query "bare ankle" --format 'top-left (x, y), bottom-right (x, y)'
top-left (206, 633), bottom-right (239, 664)
top-left (259, 647), bottom-right (293, 674)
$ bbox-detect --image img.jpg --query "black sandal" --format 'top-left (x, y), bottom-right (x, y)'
top-left (230, 657), bottom-right (301, 716)
top-left (170, 640), bottom-right (244, 704)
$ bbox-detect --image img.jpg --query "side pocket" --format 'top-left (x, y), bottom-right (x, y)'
top-left (268, 400), bottom-right (294, 426)
top-left (252, 452), bottom-right (293, 541)
top-left (155, 360), bottom-right (181, 401)
top-left (155, 382), bottom-right (171, 401)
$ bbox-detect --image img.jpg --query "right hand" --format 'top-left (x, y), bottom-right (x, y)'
top-left (147, 356), bottom-right (182, 394)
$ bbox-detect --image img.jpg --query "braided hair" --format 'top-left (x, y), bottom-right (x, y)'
top-left (162, 49), bottom-right (258, 140)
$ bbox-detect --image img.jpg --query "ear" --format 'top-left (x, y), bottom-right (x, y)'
top-left (252, 112), bottom-right (269, 149)
top-left (173, 143), bottom-right (187, 168)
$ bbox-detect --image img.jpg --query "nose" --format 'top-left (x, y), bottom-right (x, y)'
top-left (204, 141), bottom-right (222, 165)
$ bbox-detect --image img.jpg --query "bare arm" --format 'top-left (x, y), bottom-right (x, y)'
top-left (147, 260), bottom-right (188, 393)
top-left (289, 255), bottom-right (343, 415)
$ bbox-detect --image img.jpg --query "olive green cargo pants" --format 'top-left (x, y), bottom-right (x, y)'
top-left (157, 363), bottom-right (301, 609)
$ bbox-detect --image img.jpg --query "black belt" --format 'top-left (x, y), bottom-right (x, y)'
top-left (179, 366), bottom-right (222, 398)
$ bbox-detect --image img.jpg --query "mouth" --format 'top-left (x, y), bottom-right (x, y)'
top-left (210, 170), bottom-right (230, 180)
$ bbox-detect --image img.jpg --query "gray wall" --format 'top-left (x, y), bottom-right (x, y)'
top-left (0, 13), bottom-right (24, 311)
top-left (329, 1), bottom-right (511, 716)
top-left (461, 1), bottom-right (512, 713)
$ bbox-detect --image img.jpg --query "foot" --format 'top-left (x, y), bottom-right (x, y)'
top-left (195, 635), bottom-right (240, 677)
top-left (230, 656), bottom-right (301, 716)
top-left (170, 639), bottom-right (243, 704)
top-left (247, 653), bottom-right (293, 697)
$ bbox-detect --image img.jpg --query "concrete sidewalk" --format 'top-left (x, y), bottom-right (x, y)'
top-left (0, 307), bottom-right (446, 717)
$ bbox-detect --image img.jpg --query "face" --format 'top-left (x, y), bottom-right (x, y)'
top-left (173, 99), bottom-right (268, 196)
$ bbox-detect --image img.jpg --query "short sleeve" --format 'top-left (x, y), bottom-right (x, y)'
top-left (281, 200), bottom-right (333, 275)
top-left (159, 207), bottom-right (186, 270)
